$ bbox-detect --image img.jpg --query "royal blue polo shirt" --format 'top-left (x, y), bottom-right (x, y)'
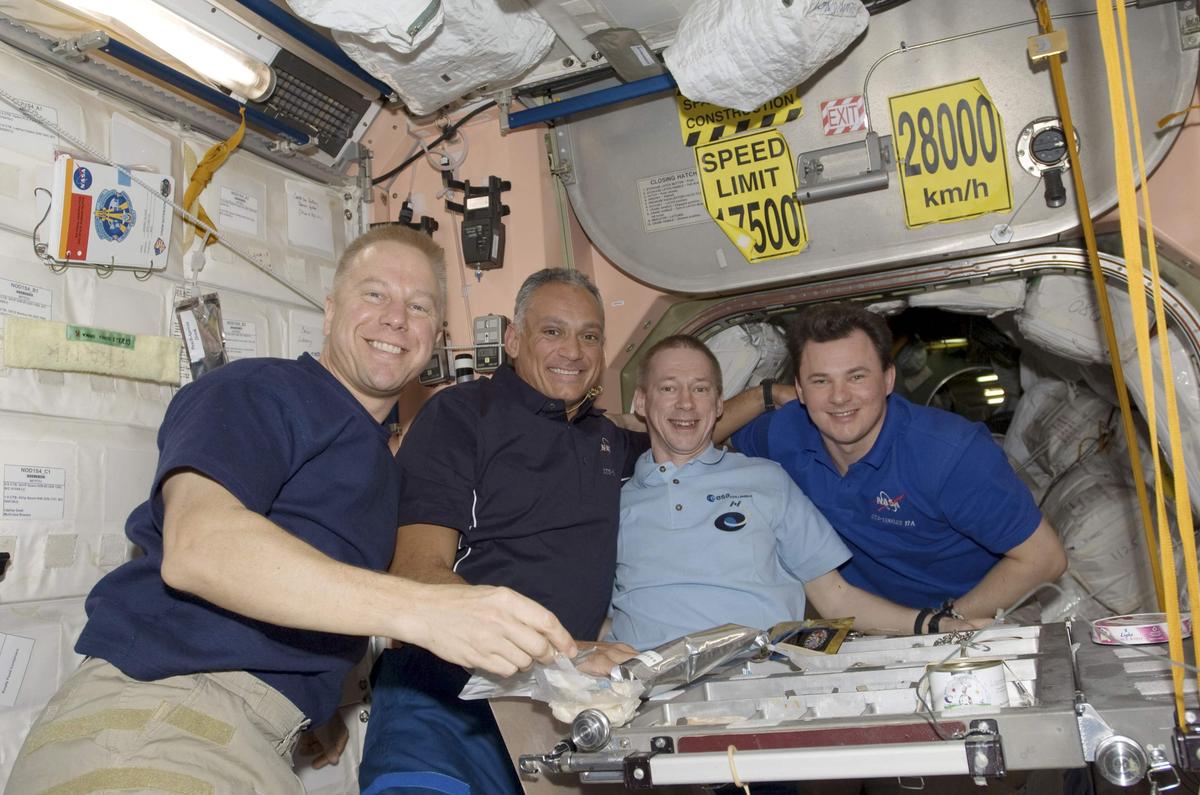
top-left (395, 364), bottom-right (647, 641)
top-left (733, 393), bottom-right (1041, 607)
top-left (78, 355), bottom-right (400, 723)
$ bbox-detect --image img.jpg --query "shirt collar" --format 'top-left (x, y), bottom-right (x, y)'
top-left (633, 443), bottom-right (727, 485)
top-left (491, 363), bottom-right (603, 422)
top-left (299, 353), bottom-right (392, 440)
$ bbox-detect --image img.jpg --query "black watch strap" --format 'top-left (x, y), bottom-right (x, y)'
top-left (761, 378), bottom-right (776, 411)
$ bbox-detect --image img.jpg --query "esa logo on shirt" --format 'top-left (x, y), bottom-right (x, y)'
top-left (714, 511), bottom-right (747, 532)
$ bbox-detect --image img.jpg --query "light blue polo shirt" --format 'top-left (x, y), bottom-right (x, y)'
top-left (610, 445), bottom-right (851, 650)
top-left (732, 394), bottom-right (1042, 608)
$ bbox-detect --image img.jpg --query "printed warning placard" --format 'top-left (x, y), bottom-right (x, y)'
top-left (676, 88), bottom-right (803, 147)
top-left (636, 168), bottom-right (708, 233)
top-left (695, 129), bottom-right (808, 263)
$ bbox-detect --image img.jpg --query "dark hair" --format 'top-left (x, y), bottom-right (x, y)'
top-left (636, 334), bottom-right (723, 395)
top-left (787, 302), bottom-right (893, 371)
top-left (513, 268), bottom-right (604, 327)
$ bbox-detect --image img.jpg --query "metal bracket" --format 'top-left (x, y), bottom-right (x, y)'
top-left (963, 719), bottom-right (1006, 784)
top-left (1076, 702), bottom-right (1116, 761)
top-left (549, 128), bottom-right (576, 186)
top-left (1178, 0), bottom-right (1200, 50)
top-left (624, 736), bottom-right (674, 789)
top-left (51, 30), bottom-right (108, 61)
top-left (796, 131), bottom-right (893, 203)
top-left (1171, 723), bottom-right (1200, 770)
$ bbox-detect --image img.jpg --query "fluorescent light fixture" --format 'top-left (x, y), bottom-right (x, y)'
top-left (54, 0), bottom-right (275, 101)
top-left (986, 396), bottom-right (1006, 405)
top-left (983, 387), bottom-right (1006, 397)
top-left (976, 373), bottom-right (999, 383)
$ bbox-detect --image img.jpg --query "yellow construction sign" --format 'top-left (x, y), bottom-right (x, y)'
top-left (695, 129), bottom-right (808, 263)
top-left (677, 88), bottom-right (803, 147)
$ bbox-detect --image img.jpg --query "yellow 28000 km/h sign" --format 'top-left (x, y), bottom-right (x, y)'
top-left (695, 129), bottom-right (808, 263)
top-left (888, 78), bottom-right (1013, 228)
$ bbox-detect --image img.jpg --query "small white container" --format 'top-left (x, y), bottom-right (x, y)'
top-left (924, 658), bottom-right (1010, 713)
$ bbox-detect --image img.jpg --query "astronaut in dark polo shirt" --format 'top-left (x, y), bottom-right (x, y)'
top-left (359, 268), bottom-right (781, 794)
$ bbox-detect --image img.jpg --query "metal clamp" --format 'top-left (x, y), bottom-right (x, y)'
top-left (51, 30), bottom-right (108, 61)
top-left (963, 719), bottom-right (1005, 784)
top-left (1171, 722), bottom-right (1200, 771)
top-left (624, 736), bottom-right (674, 789)
top-left (796, 131), bottom-right (893, 203)
top-left (519, 741), bottom-right (573, 776)
top-left (1149, 744), bottom-right (1181, 792)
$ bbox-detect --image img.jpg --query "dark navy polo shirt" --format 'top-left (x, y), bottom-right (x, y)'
top-left (396, 364), bottom-right (648, 640)
top-left (733, 393), bottom-right (1041, 607)
top-left (77, 355), bottom-right (400, 723)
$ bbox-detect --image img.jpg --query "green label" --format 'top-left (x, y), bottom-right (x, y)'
top-left (66, 324), bottom-right (135, 350)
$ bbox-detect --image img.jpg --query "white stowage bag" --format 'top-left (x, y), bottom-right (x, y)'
top-left (706, 322), bottom-right (789, 399)
top-left (290, 0), bottom-right (555, 115)
top-left (908, 280), bottom-right (1026, 317)
top-left (663, 0), bottom-right (869, 111)
top-left (1002, 378), bottom-right (1121, 495)
top-left (1016, 274), bottom-right (1134, 364)
top-left (284, 0), bottom-right (443, 51)
top-left (1039, 468), bottom-right (1159, 621)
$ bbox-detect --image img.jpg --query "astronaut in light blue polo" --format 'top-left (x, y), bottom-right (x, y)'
top-left (610, 334), bottom-right (980, 650)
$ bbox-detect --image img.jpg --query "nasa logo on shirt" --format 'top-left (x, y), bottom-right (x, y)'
top-left (713, 511), bottom-right (747, 532)
top-left (870, 490), bottom-right (915, 527)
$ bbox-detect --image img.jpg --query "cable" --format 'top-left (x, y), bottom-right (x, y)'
top-left (372, 101), bottom-right (495, 185)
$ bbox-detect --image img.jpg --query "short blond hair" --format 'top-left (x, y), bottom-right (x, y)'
top-left (335, 226), bottom-right (447, 317)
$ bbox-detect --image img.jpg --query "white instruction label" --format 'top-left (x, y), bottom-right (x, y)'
top-left (3, 465), bottom-right (66, 520)
top-left (177, 311), bottom-right (205, 364)
top-left (0, 277), bottom-right (52, 320)
top-left (0, 99), bottom-right (57, 161)
top-left (222, 318), bottom-right (258, 361)
top-left (0, 633), bottom-right (34, 707)
top-left (218, 187), bottom-right (260, 236)
top-left (290, 318), bottom-right (324, 360)
top-left (171, 285), bottom-right (193, 387)
top-left (285, 181), bottom-right (335, 257)
top-left (637, 169), bottom-right (708, 233)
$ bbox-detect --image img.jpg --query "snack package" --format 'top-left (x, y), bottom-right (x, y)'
top-left (614, 624), bottom-right (768, 698)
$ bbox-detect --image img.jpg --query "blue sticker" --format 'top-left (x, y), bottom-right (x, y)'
top-left (72, 166), bottom-right (92, 190)
top-left (117, 167), bottom-right (131, 186)
top-left (93, 189), bottom-right (136, 242)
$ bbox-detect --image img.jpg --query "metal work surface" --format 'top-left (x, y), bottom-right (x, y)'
top-left (520, 623), bottom-right (1195, 788)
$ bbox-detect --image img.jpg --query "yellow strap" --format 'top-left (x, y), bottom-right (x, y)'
top-left (1032, 1), bottom-right (1164, 608)
top-left (181, 108), bottom-right (247, 247)
top-left (1112, 0), bottom-right (1200, 716)
top-left (1158, 103), bottom-right (1200, 129)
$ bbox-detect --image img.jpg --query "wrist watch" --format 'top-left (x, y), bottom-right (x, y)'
top-left (761, 378), bottom-right (776, 411)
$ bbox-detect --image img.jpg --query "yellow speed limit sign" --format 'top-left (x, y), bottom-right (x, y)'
top-left (695, 129), bottom-right (808, 262)
top-left (888, 78), bottom-right (1013, 227)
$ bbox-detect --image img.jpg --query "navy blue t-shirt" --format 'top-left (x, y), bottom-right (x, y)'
top-left (77, 355), bottom-right (400, 723)
top-left (396, 364), bottom-right (647, 641)
top-left (733, 393), bottom-right (1041, 607)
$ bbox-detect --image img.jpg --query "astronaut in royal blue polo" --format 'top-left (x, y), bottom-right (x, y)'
top-left (733, 302), bottom-right (1067, 629)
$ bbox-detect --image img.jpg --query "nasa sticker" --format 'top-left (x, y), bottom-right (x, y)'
top-left (73, 166), bottom-right (92, 190)
top-left (713, 511), bottom-right (746, 532)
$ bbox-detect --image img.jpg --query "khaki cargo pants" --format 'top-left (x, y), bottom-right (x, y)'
top-left (7, 658), bottom-right (310, 795)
